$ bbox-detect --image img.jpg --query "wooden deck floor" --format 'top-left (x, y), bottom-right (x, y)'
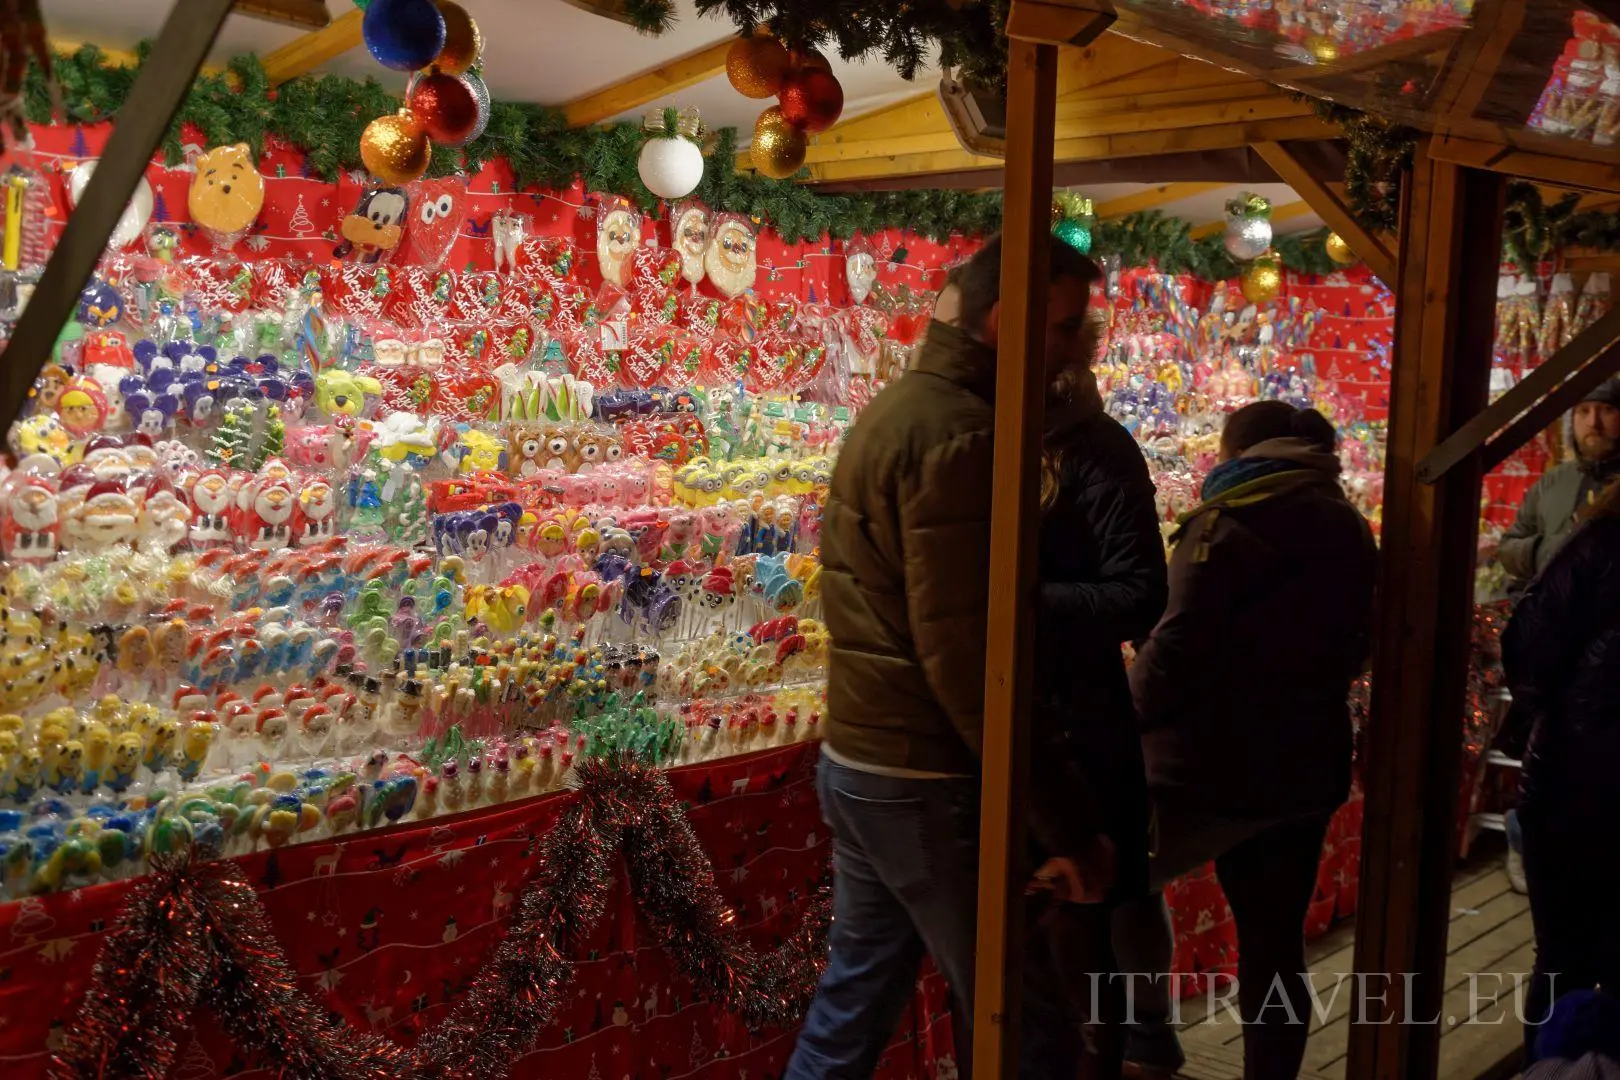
top-left (1174, 856), bottom-right (1531, 1080)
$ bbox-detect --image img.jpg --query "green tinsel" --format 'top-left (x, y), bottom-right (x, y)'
top-left (1298, 97), bottom-right (1415, 233)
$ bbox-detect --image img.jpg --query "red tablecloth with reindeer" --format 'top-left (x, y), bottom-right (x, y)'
top-left (0, 742), bottom-right (957, 1080)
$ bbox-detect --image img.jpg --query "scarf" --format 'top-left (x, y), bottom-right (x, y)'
top-left (1200, 456), bottom-right (1299, 502)
top-left (1172, 437), bottom-right (1344, 554)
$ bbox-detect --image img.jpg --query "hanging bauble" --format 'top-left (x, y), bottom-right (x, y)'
top-left (638, 107), bottom-right (707, 200)
top-left (778, 69), bottom-right (844, 134)
top-left (361, 110), bottom-right (433, 186)
top-left (727, 35), bottom-right (791, 99)
top-left (789, 48), bottom-right (833, 73)
top-left (1325, 232), bottom-right (1358, 266)
top-left (461, 71), bottom-right (491, 141)
top-left (1053, 217), bottom-right (1092, 254)
top-left (750, 106), bottom-right (807, 179)
top-left (407, 70), bottom-right (480, 146)
top-left (362, 0), bottom-right (447, 71)
top-left (430, 0), bottom-right (482, 75)
top-left (1241, 256), bottom-right (1283, 304)
top-left (1222, 191), bottom-right (1273, 262)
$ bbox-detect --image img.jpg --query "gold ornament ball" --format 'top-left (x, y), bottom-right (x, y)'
top-left (1325, 231), bottom-right (1358, 266)
top-left (1241, 258), bottom-right (1283, 305)
top-left (750, 106), bottom-right (807, 179)
top-left (727, 35), bottom-right (792, 99)
top-left (361, 110), bottom-right (433, 186)
top-left (431, 0), bottom-right (483, 75)
top-left (1306, 33), bottom-right (1340, 63)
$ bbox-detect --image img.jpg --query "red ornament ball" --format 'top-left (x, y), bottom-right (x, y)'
top-left (777, 69), bottom-right (844, 134)
top-left (407, 71), bottom-right (480, 147)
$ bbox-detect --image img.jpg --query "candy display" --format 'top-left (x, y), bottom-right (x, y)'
top-left (0, 186), bottom-right (884, 895)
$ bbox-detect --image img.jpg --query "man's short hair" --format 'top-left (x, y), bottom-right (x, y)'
top-left (944, 234), bottom-right (1102, 337)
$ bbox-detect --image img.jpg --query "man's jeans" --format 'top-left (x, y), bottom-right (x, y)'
top-left (785, 752), bottom-right (1078, 1080)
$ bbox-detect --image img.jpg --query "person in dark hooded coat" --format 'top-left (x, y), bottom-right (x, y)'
top-left (1501, 477), bottom-right (1620, 1060)
top-left (1110, 400), bottom-right (1378, 1080)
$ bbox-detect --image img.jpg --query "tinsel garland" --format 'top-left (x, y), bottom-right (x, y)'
top-left (49, 755), bottom-right (831, 1080)
top-left (1298, 98), bottom-right (1415, 234)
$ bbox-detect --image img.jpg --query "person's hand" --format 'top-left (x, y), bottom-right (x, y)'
top-left (1031, 835), bottom-right (1116, 904)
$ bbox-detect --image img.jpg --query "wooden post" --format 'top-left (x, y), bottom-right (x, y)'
top-left (1347, 143), bottom-right (1506, 1080)
top-left (0, 0), bottom-right (235, 430)
top-left (973, 33), bottom-right (1060, 1080)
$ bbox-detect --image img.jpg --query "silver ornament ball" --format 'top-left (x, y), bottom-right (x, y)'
top-left (1224, 216), bottom-right (1273, 261)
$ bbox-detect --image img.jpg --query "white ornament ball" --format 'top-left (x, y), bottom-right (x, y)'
top-left (1224, 216), bottom-right (1273, 262)
top-left (638, 136), bottom-right (705, 201)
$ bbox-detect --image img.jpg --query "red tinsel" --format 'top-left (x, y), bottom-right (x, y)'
top-left (49, 755), bottom-right (832, 1080)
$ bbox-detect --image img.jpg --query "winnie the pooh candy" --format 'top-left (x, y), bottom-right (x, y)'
top-left (188, 144), bottom-right (266, 247)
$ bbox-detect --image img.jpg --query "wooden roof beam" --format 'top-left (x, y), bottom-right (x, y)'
top-left (1094, 182), bottom-right (1227, 217)
top-left (1253, 139), bottom-right (1396, 285)
top-left (1430, 134), bottom-right (1620, 195)
top-left (52, 38), bottom-right (223, 75)
top-left (561, 39), bottom-right (733, 127)
top-left (1187, 199), bottom-right (1313, 239)
top-left (794, 115), bottom-right (1334, 183)
top-left (261, 8), bottom-right (363, 86)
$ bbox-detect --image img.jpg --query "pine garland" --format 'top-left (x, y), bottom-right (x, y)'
top-left (35, 46), bottom-right (1615, 278)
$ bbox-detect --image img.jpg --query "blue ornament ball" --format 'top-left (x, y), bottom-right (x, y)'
top-left (363, 0), bottom-right (447, 72)
top-left (1053, 217), bottom-right (1092, 254)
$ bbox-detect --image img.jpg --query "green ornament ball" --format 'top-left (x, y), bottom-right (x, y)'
top-left (1053, 218), bottom-right (1092, 254)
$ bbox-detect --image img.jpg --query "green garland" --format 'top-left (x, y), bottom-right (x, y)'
top-left (25, 45), bottom-right (1005, 243)
top-left (15, 47), bottom-right (1392, 277)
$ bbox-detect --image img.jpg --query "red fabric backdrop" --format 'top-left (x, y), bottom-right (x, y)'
top-left (1, 122), bottom-right (972, 307)
top-left (0, 743), bottom-right (957, 1080)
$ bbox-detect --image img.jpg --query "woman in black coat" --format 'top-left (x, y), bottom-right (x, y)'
top-left (1501, 477), bottom-right (1620, 1059)
top-left (1110, 401), bottom-right (1378, 1080)
top-left (1030, 320), bottom-right (1169, 1080)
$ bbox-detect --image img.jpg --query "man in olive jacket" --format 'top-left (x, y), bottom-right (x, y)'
top-left (1497, 378), bottom-right (1620, 593)
top-left (785, 238), bottom-right (1116, 1080)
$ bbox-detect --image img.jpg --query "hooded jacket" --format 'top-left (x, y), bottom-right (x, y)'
top-left (1500, 498), bottom-right (1620, 825)
top-left (1130, 438), bottom-right (1378, 817)
top-left (820, 320), bottom-right (1101, 856)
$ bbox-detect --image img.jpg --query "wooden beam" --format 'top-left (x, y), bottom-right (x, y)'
top-left (974, 30), bottom-right (1063, 1080)
top-left (1095, 182), bottom-right (1226, 218)
top-left (1418, 304), bottom-right (1620, 483)
top-left (1253, 140), bottom-right (1397, 285)
top-left (52, 38), bottom-right (223, 75)
top-left (1006, 0), bottom-right (1118, 45)
top-left (1430, 134), bottom-right (1620, 194)
top-left (2, 0), bottom-right (236, 431)
top-left (1187, 199), bottom-right (1313, 239)
top-left (1347, 144), bottom-right (1506, 1080)
top-left (1428, 0), bottom-right (1526, 125)
top-left (260, 8), bottom-right (363, 86)
top-left (795, 115), bottom-right (1335, 183)
top-left (561, 39), bottom-right (733, 127)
